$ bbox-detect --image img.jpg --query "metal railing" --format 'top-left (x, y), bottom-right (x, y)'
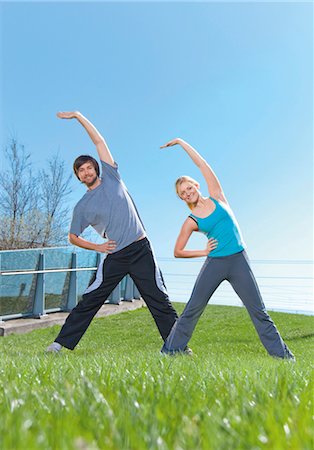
top-left (1, 247), bottom-right (313, 321)
top-left (0, 247), bottom-right (140, 322)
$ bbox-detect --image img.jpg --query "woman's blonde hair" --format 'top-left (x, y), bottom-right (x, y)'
top-left (175, 175), bottom-right (200, 194)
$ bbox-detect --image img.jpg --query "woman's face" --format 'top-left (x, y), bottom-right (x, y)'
top-left (178, 181), bottom-right (200, 204)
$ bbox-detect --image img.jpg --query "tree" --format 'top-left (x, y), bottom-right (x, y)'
top-left (39, 155), bottom-right (72, 246)
top-left (0, 138), bottom-right (72, 250)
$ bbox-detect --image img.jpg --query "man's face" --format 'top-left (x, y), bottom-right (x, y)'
top-left (77, 161), bottom-right (98, 187)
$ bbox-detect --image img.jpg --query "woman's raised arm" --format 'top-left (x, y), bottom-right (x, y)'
top-left (161, 138), bottom-right (227, 202)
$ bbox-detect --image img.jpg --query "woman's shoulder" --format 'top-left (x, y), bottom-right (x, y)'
top-left (184, 215), bottom-right (199, 229)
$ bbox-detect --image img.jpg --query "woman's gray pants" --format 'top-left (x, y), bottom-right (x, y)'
top-left (162, 251), bottom-right (294, 358)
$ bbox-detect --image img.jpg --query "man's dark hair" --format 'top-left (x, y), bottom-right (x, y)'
top-left (73, 155), bottom-right (100, 180)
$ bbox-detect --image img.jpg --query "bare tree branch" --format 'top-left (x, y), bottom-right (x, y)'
top-left (0, 139), bottom-right (72, 250)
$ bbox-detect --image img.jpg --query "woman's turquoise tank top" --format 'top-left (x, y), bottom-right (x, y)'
top-left (189, 197), bottom-right (245, 257)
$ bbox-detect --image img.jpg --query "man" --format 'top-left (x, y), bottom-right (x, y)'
top-left (47, 111), bottom-right (178, 353)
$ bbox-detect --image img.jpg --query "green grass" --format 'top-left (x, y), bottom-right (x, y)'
top-left (0, 304), bottom-right (313, 450)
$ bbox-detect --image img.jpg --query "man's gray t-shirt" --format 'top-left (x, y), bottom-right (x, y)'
top-left (69, 160), bottom-right (146, 253)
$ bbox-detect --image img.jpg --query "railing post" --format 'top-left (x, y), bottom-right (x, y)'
top-left (65, 253), bottom-right (77, 311)
top-left (0, 287), bottom-right (4, 324)
top-left (133, 283), bottom-right (141, 300)
top-left (0, 253), bottom-right (3, 324)
top-left (32, 253), bottom-right (48, 319)
top-left (123, 275), bottom-right (134, 302)
top-left (96, 253), bottom-right (101, 266)
top-left (107, 283), bottom-right (121, 304)
top-left (123, 275), bottom-right (141, 301)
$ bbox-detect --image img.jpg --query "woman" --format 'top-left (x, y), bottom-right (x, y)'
top-left (160, 138), bottom-right (294, 360)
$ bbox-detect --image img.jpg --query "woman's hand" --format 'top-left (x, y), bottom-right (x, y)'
top-left (56, 111), bottom-right (80, 120)
top-left (96, 240), bottom-right (117, 253)
top-left (160, 138), bottom-right (184, 148)
top-left (204, 238), bottom-right (218, 255)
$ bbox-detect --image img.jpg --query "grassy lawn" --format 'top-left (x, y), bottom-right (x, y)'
top-left (0, 304), bottom-right (313, 450)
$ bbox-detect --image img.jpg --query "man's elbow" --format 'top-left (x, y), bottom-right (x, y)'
top-left (68, 233), bottom-right (77, 245)
top-left (174, 249), bottom-right (181, 258)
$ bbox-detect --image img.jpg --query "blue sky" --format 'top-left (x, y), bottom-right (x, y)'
top-left (1, 1), bottom-right (313, 260)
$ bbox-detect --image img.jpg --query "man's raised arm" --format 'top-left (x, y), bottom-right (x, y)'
top-left (57, 111), bottom-right (115, 166)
